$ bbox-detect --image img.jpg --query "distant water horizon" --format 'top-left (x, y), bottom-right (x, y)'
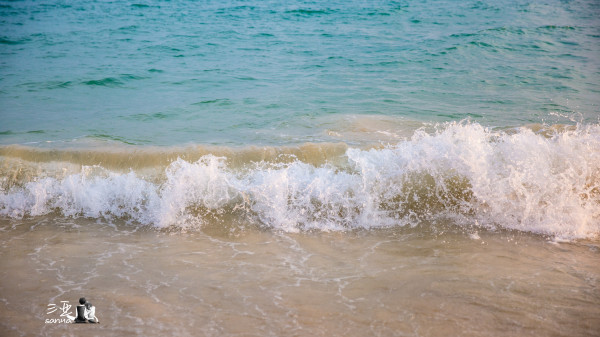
top-left (1, 0), bottom-right (599, 147)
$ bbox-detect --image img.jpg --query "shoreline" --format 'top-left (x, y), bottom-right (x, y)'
top-left (1, 217), bottom-right (598, 336)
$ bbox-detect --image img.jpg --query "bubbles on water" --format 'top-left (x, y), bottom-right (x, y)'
top-left (0, 122), bottom-right (598, 240)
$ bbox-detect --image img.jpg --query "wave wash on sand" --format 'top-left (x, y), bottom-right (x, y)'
top-left (1, 122), bottom-right (599, 240)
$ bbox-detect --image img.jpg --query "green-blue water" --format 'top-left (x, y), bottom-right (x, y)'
top-left (1, 0), bottom-right (599, 146)
top-left (1, 3), bottom-right (600, 336)
top-left (1, 0), bottom-right (599, 236)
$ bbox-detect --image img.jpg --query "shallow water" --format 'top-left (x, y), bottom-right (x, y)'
top-left (0, 217), bottom-right (598, 337)
top-left (1, 0), bottom-right (600, 335)
top-left (0, 121), bottom-right (599, 336)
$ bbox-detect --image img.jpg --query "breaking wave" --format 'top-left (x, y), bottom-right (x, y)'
top-left (1, 122), bottom-right (598, 240)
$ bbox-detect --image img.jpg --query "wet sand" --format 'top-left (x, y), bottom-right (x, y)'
top-left (0, 217), bottom-right (598, 336)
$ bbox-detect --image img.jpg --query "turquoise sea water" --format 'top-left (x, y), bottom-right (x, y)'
top-left (1, 2), bottom-right (600, 336)
top-left (0, 0), bottom-right (599, 239)
top-left (1, 0), bottom-right (599, 145)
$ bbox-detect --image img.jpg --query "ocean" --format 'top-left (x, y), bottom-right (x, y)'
top-left (1, 0), bottom-right (599, 336)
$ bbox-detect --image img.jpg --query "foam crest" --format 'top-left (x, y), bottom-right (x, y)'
top-left (0, 122), bottom-right (598, 240)
top-left (0, 166), bottom-right (159, 222)
top-left (470, 124), bottom-right (600, 239)
top-left (157, 156), bottom-right (241, 228)
top-left (347, 123), bottom-right (600, 239)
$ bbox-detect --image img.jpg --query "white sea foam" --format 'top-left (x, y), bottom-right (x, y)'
top-left (1, 122), bottom-right (598, 240)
